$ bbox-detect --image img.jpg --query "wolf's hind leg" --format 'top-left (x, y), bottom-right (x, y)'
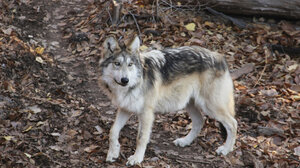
top-left (106, 109), bottom-right (131, 162)
top-left (173, 101), bottom-right (204, 147)
top-left (205, 101), bottom-right (237, 155)
top-left (215, 114), bottom-right (237, 155)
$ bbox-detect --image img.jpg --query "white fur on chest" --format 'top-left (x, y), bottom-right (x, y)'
top-left (111, 87), bottom-right (145, 113)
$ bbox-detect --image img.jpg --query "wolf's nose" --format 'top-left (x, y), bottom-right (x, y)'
top-left (121, 77), bottom-right (129, 84)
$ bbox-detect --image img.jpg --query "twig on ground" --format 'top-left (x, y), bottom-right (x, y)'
top-left (106, 8), bottom-right (113, 25)
top-left (168, 155), bottom-right (211, 164)
top-left (254, 46), bottom-right (270, 87)
top-left (128, 11), bottom-right (141, 38)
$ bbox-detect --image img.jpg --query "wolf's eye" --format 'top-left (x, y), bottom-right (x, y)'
top-left (114, 62), bottom-right (120, 66)
top-left (128, 63), bottom-right (133, 67)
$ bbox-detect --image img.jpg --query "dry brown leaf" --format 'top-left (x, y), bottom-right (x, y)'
top-left (50, 145), bottom-right (63, 151)
top-left (231, 63), bottom-right (255, 80)
top-left (84, 145), bottom-right (99, 153)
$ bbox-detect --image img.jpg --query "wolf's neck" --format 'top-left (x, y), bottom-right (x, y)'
top-left (111, 83), bottom-right (145, 113)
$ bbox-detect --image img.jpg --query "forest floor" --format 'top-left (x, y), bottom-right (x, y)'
top-left (0, 0), bottom-right (299, 167)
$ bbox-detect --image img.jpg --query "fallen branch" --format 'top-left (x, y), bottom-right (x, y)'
top-left (257, 126), bottom-right (285, 137)
top-left (206, 7), bottom-right (248, 29)
top-left (128, 11), bottom-right (141, 37)
top-left (200, 0), bottom-right (300, 20)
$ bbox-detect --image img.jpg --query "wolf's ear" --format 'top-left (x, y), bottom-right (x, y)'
top-left (127, 35), bottom-right (140, 53)
top-left (102, 36), bottom-right (121, 55)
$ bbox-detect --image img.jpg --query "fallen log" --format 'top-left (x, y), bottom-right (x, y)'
top-left (200, 0), bottom-right (300, 20)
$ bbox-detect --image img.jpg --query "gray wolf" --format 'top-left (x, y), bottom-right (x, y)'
top-left (98, 35), bottom-right (237, 166)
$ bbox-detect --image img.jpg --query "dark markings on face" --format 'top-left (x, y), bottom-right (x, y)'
top-left (159, 48), bottom-right (227, 83)
top-left (99, 52), bottom-right (118, 72)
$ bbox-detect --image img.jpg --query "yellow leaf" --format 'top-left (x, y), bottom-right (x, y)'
top-left (23, 125), bottom-right (33, 133)
top-left (35, 46), bottom-right (44, 55)
top-left (4, 136), bottom-right (13, 141)
top-left (185, 23), bottom-right (196, 31)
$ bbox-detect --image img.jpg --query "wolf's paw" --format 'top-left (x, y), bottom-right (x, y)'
top-left (216, 145), bottom-right (232, 155)
top-left (126, 154), bottom-right (143, 166)
top-left (106, 143), bottom-right (120, 162)
top-left (173, 138), bottom-right (191, 147)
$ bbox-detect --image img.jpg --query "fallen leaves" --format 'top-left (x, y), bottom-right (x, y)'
top-left (94, 125), bottom-right (103, 135)
top-left (51, 132), bottom-right (61, 137)
top-left (260, 89), bottom-right (279, 97)
top-left (84, 145), bottom-right (99, 153)
top-left (185, 23), bottom-right (196, 31)
top-left (50, 145), bottom-right (63, 151)
top-left (230, 63), bottom-right (255, 80)
top-left (22, 125), bottom-right (33, 133)
top-left (4, 136), bottom-right (13, 141)
top-left (204, 21), bottom-right (215, 28)
top-left (28, 105), bottom-right (42, 114)
top-left (35, 46), bottom-right (45, 55)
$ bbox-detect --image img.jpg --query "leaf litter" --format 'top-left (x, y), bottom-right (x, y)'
top-left (0, 0), bottom-right (299, 167)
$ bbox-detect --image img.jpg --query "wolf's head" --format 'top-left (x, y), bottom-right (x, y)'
top-left (99, 36), bottom-right (143, 89)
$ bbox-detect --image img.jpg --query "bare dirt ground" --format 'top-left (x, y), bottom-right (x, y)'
top-left (1, 0), bottom-right (299, 167)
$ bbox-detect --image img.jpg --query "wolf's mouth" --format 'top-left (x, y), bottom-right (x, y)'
top-left (114, 79), bottom-right (128, 87)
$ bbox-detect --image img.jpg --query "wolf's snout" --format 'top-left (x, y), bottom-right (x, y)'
top-left (121, 77), bottom-right (129, 85)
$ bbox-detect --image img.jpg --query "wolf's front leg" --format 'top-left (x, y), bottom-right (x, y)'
top-left (106, 109), bottom-right (131, 162)
top-left (126, 109), bottom-right (154, 166)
